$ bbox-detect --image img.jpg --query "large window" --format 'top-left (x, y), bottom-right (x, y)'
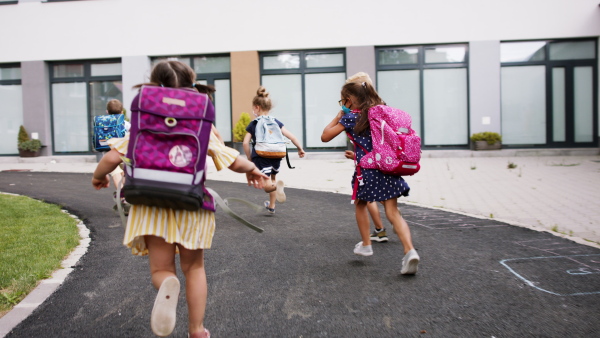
top-left (260, 50), bottom-right (346, 149)
top-left (0, 64), bottom-right (23, 155)
top-left (500, 39), bottom-right (597, 147)
top-left (50, 60), bottom-right (122, 153)
top-left (377, 44), bottom-right (469, 147)
top-left (152, 55), bottom-right (232, 142)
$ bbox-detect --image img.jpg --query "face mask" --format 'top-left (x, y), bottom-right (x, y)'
top-left (341, 105), bottom-right (352, 114)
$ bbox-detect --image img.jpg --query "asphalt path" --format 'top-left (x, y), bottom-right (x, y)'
top-left (1, 172), bottom-right (599, 337)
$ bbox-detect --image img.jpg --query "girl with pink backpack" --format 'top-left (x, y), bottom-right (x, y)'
top-left (321, 80), bottom-right (420, 275)
top-left (92, 60), bottom-right (268, 338)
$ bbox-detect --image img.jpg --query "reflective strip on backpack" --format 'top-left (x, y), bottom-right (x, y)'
top-left (133, 168), bottom-right (200, 185)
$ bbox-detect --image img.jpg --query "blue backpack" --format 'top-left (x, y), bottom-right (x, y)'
top-left (92, 114), bottom-right (127, 151)
top-left (253, 116), bottom-right (286, 159)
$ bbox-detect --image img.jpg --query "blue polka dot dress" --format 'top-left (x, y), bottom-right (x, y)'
top-left (340, 112), bottom-right (410, 202)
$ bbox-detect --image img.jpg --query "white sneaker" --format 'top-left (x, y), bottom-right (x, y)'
top-left (401, 249), bottom-right (420, 275)
top-left (353, 241), bottom-right (373, 256)
top-left (151, 276), bottom-right (180, 337)
top-left (276, 180), bottom-right (286, 203)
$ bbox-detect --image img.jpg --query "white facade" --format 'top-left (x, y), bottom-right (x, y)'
top-left (1, 0), bottom-right (599, 155)
top-left (1, 0), bottom-right (598, 62)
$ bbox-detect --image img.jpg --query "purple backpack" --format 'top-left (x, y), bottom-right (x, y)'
top-left (352, 105), bottom-right (421, 176)
top-left (123, 85), bottom-right (216, 211)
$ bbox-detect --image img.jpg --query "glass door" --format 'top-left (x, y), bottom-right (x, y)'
top-left (550, 65), bottom-right (595, 146)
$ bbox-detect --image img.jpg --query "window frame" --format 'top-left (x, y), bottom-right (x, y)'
top-left (0, 63), bottom-right (22, 156)
top-left (260, 49), bottom-right (346, 150)
top-left (376, 43), bottom-right (470, 149)
top-left (500, 38), bottom-right (598, 148)
top-left (49, 59), bottom-right (122, 155)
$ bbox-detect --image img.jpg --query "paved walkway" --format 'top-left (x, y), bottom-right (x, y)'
top-left (1, 150), bottom-right (599, 246)
top-left (0, 171), bottom-right (599, 337)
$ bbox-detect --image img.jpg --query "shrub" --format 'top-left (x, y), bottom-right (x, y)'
top-left (233, 112), bottom-right (251, 142)
top-left (470, 132), bottom-right (502, 145)
top-left (18, 125), bottom-right (30, 145)
top-left (18, 139), bottom-right (42, 152)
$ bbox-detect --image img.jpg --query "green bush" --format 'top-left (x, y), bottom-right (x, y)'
top-left (470, 132), bottom-right (502, 145)
top-left (233, 112), bottom-right (251, 142)
top-left (18, 125), bottom-right (29, 145)
top-left (18, 139), bottom-right (42, 152)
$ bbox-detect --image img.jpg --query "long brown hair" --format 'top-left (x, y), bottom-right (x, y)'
top-left (341, 81), bottom-right (384, 135)
top-left (133, 60), bottom-right (216, 99)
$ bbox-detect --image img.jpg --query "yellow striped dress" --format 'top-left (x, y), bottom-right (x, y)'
top-left (108, 131), bottom-right (240, 256)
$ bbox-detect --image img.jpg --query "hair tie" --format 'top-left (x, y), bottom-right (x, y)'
top-left (361, 82), bottom-right (366, 87)
top-left (160, 84), bottom-right (164, 87)
top-left (192, 83), bottom-right (196, 88)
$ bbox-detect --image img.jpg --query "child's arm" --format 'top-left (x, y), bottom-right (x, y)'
top-left (242, 132), bottom-right (252, 160)
top-left (92, 149), bottom-right (123, 190)
top-left (228, 155), bottom-right (269, 189)
top-left (280, 127), bottom-right (305, 158)
top-left (321, 111), bottom-right (346, 142)
top-left (344, 150), bottom-right (355, 160)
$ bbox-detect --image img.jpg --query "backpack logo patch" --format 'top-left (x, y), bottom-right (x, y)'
top-left (169, 145), bottom-right (193, 167)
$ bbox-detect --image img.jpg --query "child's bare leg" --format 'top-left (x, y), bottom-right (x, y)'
top-left (145, 235), bottom-right (180, 335)
top-left (178, 246), bottom-right (208, 336)
top-left (367, 201), bottom-right (384, 230)
top-left (382, 199), bottom-right (414, 254)
top-left (268, 174), bottom-right (277, 209)
top-left (262, 175), bottom-right (276, 194)
top-left (145, 235), bottom-right (177, 288)
top-left (355, 200), bottom-right (371, 245)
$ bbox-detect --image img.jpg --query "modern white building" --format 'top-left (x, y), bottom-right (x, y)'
top-left (1, 0), bottom-right (599, 156)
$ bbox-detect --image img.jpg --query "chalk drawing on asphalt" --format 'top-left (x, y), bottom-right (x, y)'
top-left (500, 254), bottom-right (600, 296)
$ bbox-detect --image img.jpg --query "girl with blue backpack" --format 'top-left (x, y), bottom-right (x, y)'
top-left (92, 60), bottom-right (268, 338)
top-left (242, 86), bottom-right (305, 214)
top-left (321, 80), bottom-right (420, 275)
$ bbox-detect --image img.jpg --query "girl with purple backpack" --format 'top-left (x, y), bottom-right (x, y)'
top-left (321, 80), bottom-right (420, 275)
top-left (92, 60), bottom-right (268, 338)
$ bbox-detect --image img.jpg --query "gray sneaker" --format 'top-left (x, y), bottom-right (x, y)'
top-left (370, 228), bottom-right (389, 242)
top-left (401, 249), bottom-right (420, 275)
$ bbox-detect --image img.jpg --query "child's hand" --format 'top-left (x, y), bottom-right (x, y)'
top-left (92, 175), bottom-right (110, 190)
top-left (344, 150), bottom-right (355, 160)
top-left (246, 168), bottom-right (268, 189)
top-left (297, 148), bottom-right (306, 158)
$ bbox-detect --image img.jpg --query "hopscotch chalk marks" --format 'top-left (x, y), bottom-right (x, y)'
top-left (401, 205), bottom-right (507, 230)
top-left (501, 239), bottom-right (600, 296)
top-left (500, 254), bottom-right (600, 296)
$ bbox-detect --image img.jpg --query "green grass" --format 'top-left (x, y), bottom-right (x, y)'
top-left (0, 194), bottom-right (80, 316)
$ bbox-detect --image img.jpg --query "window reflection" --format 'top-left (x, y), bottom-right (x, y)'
top-left (379, 48), bottom-right (419, 65)
top-left (193, 56), bottom-right (230, 73)
top-left (425, 46), bottom-right (466, 63)
top-left (53, 64), bottom-right (84, 78)
top-left (263, 54), bottom-right (300, 69)
top-left (0, 67), bottom-right (21, 80)
top-left (501, 41), bottom-right (546, 63)
top-left (550, 41), bottom-right (595, 61)
top-left (305, 53), bottom-right (344, 68)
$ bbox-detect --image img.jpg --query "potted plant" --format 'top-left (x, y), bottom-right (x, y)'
top-left (232, 112), bottom-right (251, 153)
top-left (17, 125), bottom-right (42, 157)
top-left (470, 131), bottom-right (502, 150)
